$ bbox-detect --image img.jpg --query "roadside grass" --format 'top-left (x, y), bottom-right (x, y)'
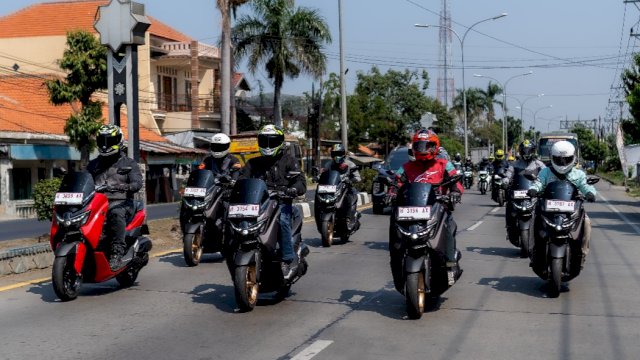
top-left (597, 170), bottom-right (640, 197)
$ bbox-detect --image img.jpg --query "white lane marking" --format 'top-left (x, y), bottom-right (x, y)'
top-left (598, 193), bottom-right (640, 235)
top-left (491, 207), bottom-right (501, 213)
top-left (466, 221), bottom-right (483, 231)
top-left (291, 340), bottom-right (334, 360)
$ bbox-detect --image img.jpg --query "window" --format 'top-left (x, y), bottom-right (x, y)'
top-left (11, 168), bottom-right (32, 200)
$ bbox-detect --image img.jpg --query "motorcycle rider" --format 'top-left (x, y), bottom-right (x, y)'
top-left (239, 125), bottom-right (306, 279)
top-left (492, 149), bottom-right (509, 174)
top-left (198, 133), bottom-right (241, 175)
top-left (390, 129), bottom-right (463, 291)
top-left (464, 156), bottom-right (475, 171)
top-left (452, 153), bottom-right (463, 170)
top-left (323, 143), bottom-right (362, 228)
top-left (527, 140), bottom-right (595, 270)
top-left (503, 140), bottom-right (546, 242)
top-left (87, 124), bottom-right (143, 270)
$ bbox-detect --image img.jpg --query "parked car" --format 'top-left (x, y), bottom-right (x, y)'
top-left (371, 146), bottom-right (410, 215)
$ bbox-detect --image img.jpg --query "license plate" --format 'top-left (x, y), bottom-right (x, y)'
top-left (513, 190), bottom-right (529, 199)
top-left (229, 204), bottom-right (260, 217)
top-left (464, 172), bottom-right (472, 176)
top-left (317, 185), bottom-right (337, 194)
top-left (54, 192), bottom-right (83, 205)
top-left (546, 200), bottom-right (575, 212)
top-left (397, 206), bottom-right (431, 220)
top-left (478, 171), bottom-right (487, 176)
top-left (184, 187), bottom-right (207, 197)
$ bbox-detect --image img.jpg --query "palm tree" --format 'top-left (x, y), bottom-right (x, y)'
top-left (233, 0), bottom-right (332, 126)
top-left (217, 0), bottom-right (249, 134)
top-left (479, 82), bottom-right (503, 123)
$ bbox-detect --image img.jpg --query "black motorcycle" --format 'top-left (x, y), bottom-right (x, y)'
top-left (314, 170), bottom-right (359, 247)
top-left (531, 177), bottom-right (599, 297)
top-left (224, 176), bottom-right (310, 311)
top-left (462, 166), bottom-right (474, 190)
top-left (372, 168), bottom-right (399, 215)
top-left (180, 169), bottom-right (229, 266)
top-left (491, 168), bottom-right (506, 206)
top-left (506, 170), bottom-right (538, 258)
top-left (391, 175), bottom-right (462, 319)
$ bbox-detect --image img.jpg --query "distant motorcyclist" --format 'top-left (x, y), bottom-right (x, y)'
top-left (492, 149), bottom-right (509, 174)
top-left (463, 156), bottom-right (475, 171)
top-left (324, 143), bottom-right (362, 228)
top-left (477, 156), bottom-right (491, 172)
top-left (528, 140), bottom-right (595, 269)
top-left (239, 125), bottom-right (306, 279)
top-left (198, 133), bottom-right (241, 177)
top-left (390, 129), bottom-right (463, 290)
top-left (452, 153), bottom-right (463, 170)
top-left (87, 124), bottom-right (143, 270)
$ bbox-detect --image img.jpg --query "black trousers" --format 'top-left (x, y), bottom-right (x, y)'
top-left (107, 200), bottom-right (133, 256)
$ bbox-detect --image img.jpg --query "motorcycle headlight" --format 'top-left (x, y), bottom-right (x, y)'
top-left (230, 218), bottom-right (266, 235)
top-left (56, 210), bottom-right (91, 227)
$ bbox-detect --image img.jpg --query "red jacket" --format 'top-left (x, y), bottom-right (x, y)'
top-left (401, 159), bottom-right (463, 193)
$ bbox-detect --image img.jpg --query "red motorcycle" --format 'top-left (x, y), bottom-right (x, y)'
top-left (50, 171), bottom-right (152, 301)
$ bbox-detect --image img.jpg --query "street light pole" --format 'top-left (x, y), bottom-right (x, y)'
top-left (474, 71), bottom-right (532, 153)
top-left (533, 105), bottom-right (553, 141)
top-left (415, 12), bottom-right (506, 159)
top-left (510, 93), bottom-right (544, 141)
top-left (338, 0), bottom-right (348, 151)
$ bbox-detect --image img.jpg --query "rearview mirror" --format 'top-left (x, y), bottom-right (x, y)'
top-left (586, 176), bottom-right (600, 185)
top-left (117, 167), bottom-right (132, 175)
top-left (286, 171), bottom-right (301, 180)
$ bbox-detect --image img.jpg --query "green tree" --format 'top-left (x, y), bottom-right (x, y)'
top-left (479, 82), bottom-right (503, 123)
top-left (233, 0), bottom-right (332, 127)
top-left (46, 30), bottom-right (107, 167)
top-left (507, 115), bottom-right (522, 148)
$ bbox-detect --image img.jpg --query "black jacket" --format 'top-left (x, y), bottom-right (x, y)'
top-left (239, 152), bottom-right (306, 196)
top-left (87, 153), bottom-right (143, 201)
top-left (492, 159), bottom-right (509, 174)
top-left (199, 154), bottom-right (241, 178)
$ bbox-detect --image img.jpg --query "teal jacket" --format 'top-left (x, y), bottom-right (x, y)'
top-left (530, 167), bottom-right (596, 196)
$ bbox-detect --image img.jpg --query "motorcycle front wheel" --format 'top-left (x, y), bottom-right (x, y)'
top-left (405, 271), bottom-right (426, 319)
top-left (234, 264), bottom-right (259, 311)
top-left (52, 256), bottom-right (82, 302)
top-left (497, 191), bottom-right (505, 207)
top-left (183, 230), bottom-right (204, 267)
top-left (321, 219), bottom-right (335, 247)
top-left (480, 183), bottom-right (487, 195)
top-left (548, 258), bottom-right (563, 298)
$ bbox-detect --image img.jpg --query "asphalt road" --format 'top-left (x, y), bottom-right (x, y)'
top-left (2, 183), bottom-right (639, 360)
top-left (0, 189), bottom-right (316, 241)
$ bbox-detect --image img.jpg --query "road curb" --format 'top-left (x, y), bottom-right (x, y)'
top-left (0, 193), bottom-right (372, 277)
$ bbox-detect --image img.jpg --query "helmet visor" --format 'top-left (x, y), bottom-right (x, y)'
top-left (412, 140), bottom-right (437, 154)
top-left (211, 142), bottom-right (230, 153)
top-left (97, 133), bottom-right (121, 149)
top-left (258, 133), bottom-right (284, 150)
top-left (552, 155), bottom-right (574, 167)
top-left (331, 149), bottom-right (346, 159)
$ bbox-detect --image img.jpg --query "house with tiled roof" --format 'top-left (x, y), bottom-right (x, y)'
top-left (0, 0), bottom-right (241, 217)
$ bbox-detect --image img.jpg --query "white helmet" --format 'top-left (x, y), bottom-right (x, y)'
top-left (551, 140), bottom-right (576, 174)
top-left (210, 133), bottom-right (231, 158)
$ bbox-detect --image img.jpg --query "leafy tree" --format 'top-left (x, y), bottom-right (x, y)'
top-left (33, 177), bottom-right (63, 221)
top-left (479, 82), bottom-right (503, 123)
top-left (233, 0), bottom-right (332, 126)
top-left (570, 124), bottom-right (608, 166)
top-left (507, 115), bottom-right (522, 148)
top-left (46, 30), bottom-right (107, 167)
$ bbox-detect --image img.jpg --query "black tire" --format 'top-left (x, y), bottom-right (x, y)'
top-left (373, 202), bottom-right (384, 215)
top-left (321, 220), bottom-right (334, 247)
top-left (519, 229), bottom-right (531, 258)
top-left (275, 285), bottom-right (291, 301)
top-left (116, 266), bottom-right (140, 287)
top-left (52, 256), bottom-right (82, 302)
top-left (497, 192), bottom-right (504, 207)
top-left (183, 231), bottom-right (203, 267)
top-left (480, 183), bottom-right (487, 195)
top-left (549, 258), bottom-right (562, 298)
top-left (234, 264), bottom-right (259, 312)
top-left (405, 271), bottom-right (426, 319)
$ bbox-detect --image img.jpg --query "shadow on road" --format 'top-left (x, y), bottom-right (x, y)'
top-left (27, 279), bottom-right (126, 303)
top-left (477, 276), bottom-right (549, 298)
top-left (363, 240), bottom-right (387, 251)
top-left (466, 246), bottom-right (522, 259)
top-left (191, 282), bottom-right (238, 313)
top-left (157, 252), bottom-right (224, 268)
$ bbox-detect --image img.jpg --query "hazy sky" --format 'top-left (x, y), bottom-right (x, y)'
top-left (0, 1), bottom-right (632, 132)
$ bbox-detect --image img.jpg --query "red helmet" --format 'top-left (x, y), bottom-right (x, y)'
top-left (412, 129), bottom-right (440, 161)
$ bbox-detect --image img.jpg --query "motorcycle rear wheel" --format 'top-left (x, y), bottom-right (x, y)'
top-left (480, 183), bottom-right (487, 195)
top-left (183, 230), bottom-right (203, 267)
top-left (116, 266), bottom-right (140, 287)
top-left (405, 272), bottom-right (426, 319)
top-left (234, 264), bottom-right (259, 312)
top-left (321, 220), bottom-right (334, 248)
top-left (52, 256), bottom-right (82, 302)
top-left (548, 258), bottom-right (563, 298)
top-left (372, 202), bottom-right (384, 215)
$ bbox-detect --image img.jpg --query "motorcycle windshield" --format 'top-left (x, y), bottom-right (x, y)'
top-left (396, 182), bottom-right (436, 207)
top-left (318, 170), bottom-right (341, 186)
top-left (229, 178), bottom-right (270, 205)
top-left (511, 171), bottom-right (535, 191)
top-left (543, 180), bottom-right (577, 201)
top-left (186, 169), bottom-right (215, 188)
top-left (58, 171), bottom-right (95, 199)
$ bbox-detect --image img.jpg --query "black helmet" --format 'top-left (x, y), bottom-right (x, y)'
top-left (97, 124), bottom-right (123, 156)
top-left (331, 144), bottom-right (346, 163)
top-left (519, 139), bottom-right (536, 161)
top-left (258, 125), bottom-right (285, 156)
top-left (482, 156), bottom-right (488, 162)
top-left (454, 153), bottom-right (461, 162)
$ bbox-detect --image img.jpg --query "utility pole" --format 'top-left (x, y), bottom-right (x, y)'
top-left (338, 0), bottom-right (348, 151)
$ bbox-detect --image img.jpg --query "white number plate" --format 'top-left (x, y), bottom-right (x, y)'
top-left (397, 206), bottom-right (431, 220)
top-left (464, 171), bottom-right (473, 176)
top-left (317, 185), bottom-right (337, 194)
top-left (546, 200), bottom-right (575, 212)
top-left (54, 192), bottom-right (83, 205)
top-left (478, 171), bottom-right (488, 175)
top-left (229, 204), bottom-right (260, 217)
top-left (184, 187), bottom-right (207, 197)
top-left (513, 190), bottom-right (529, 199)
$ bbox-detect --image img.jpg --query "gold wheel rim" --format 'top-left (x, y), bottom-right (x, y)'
top-left (327, 221), bottom-right (334, 245)
top-left (246, 265), bottom-right (258, 305)
top-left (418, 272), bottom-right (425, 313)
top-left (192, 232), bottom-right (203, 261)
